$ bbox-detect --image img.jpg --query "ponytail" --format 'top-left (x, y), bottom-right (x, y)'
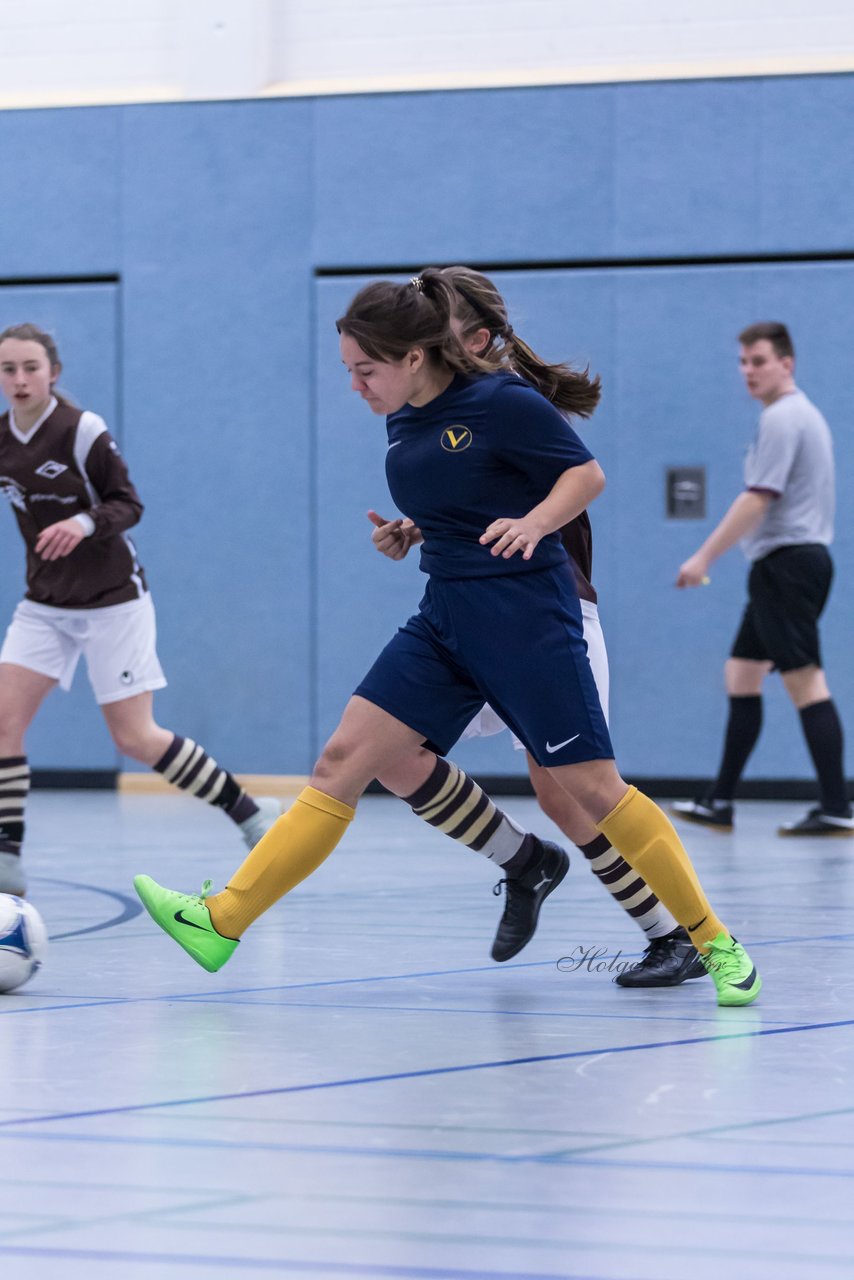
top-left (438, 265), bottom-right (601, 419)
top-left (504, 333), bottom-right (601, 418)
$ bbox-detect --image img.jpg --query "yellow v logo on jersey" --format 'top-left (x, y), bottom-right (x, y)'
top-left (441, 425), bottom-right (472, 452)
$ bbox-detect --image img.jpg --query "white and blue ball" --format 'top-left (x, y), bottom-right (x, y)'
top-left (0, 894), bottom-right (47, 993)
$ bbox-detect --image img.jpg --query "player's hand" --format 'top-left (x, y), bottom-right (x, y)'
top-left (367, 510), bottom-right (422, 560)
top-left (676, 554), bottom-right (710, 588)
top-left (480, 515), bottom-right (545, 560)
top-left (35, 518), bottom-right (86, 561)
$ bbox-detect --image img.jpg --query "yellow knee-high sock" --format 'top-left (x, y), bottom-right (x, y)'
top-left (207, 786), bottom-right (355, 939)
top-left (597, 787), bottom-right (728, 951)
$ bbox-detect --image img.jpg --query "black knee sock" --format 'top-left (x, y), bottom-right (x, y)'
top-left (710, 696), bottom-right (763, 802)
top-left (799, 700), bottom-right (850, 816)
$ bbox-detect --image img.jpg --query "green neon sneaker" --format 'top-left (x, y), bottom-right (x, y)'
top-left (133, 876), bottom-right (238, 973)
top-left (700, 932), bottom-right (761, 1007)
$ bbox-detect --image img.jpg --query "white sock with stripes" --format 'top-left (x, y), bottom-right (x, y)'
top-left (152, 735), bottom-right (257, 825)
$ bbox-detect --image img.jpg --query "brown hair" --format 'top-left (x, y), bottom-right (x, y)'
top-left (738, 321), bottom-right (795, 360)
top-left (336, 269), bottom-right (486, 378)
top-left (439, 265), bottom-right (601, 419)
top-left (0, 322), bottom-right (75, 406)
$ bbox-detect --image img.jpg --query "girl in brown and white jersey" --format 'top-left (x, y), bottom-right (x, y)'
top-left (0, 323), bottom-right (279, 896)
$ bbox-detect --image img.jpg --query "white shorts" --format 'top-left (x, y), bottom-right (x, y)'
top-left (462, 598), bottom-right (610, 751)
top-left (0, 594), bottom-right (167, 706)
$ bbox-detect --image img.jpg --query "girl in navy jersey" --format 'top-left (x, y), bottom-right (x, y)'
top-left (369, 266), bottom-right (706, 989)
top-left (0, 323), bottom-right (279, 895)
top-left (133, 274), bottom-right (761, 1008)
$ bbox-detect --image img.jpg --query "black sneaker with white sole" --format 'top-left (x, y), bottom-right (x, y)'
top-left (614, 926), bottom-right (708, 987)
top-left (491, 839), bottom-right (569, 962)
top-left (778, 806), bottom-right (854, 837)
top-left (670, 798), bottom-right (734, 830)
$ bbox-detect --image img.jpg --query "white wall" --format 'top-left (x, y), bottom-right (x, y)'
top-left (270, 0), bottom-right (854, 92)
top-left (1, 0), bottom-right (854, 108)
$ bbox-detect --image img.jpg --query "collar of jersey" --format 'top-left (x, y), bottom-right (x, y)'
top-left (9, 396), bottom-right (58, 444)
top-left (390, 373), bottom-right (474, 421)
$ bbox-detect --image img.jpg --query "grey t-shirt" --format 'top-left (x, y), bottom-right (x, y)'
top-left (740, 388), bottom-right (835, 563)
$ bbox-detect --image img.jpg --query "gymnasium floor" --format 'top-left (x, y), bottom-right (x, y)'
top-left (1, 789), bottom-right (852, 1280)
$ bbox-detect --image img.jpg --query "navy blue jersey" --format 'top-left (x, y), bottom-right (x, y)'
top-left (385, 371), bottom-right (594, 579)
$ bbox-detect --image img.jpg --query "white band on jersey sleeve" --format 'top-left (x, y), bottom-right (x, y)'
top-left (73, 411), bottom-right (109, 510)
top-left (72, 513), bottom-right (96, 537)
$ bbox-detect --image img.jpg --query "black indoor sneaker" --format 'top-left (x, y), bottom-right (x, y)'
top-left (614, 926), bottom-right (708, 987)
top-left (670, 798), bottom-right (734, 831)
top-left (491, 839), bottom-right (569, 962)
top-left (778, 806), bottom-right (854, 837)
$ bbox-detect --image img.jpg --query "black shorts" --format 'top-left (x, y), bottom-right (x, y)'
top-left (730, 544), bottom-right (833, 673)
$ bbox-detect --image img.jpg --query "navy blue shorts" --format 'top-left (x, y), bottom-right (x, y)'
top-left (355, 564), bottom-right (613, 767)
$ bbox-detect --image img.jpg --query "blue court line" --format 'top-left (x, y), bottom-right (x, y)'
top-left (1, 1016), bottom-right (852, 1131)
top-left (147, 926), bottom-right (854, 1002)
top-left (130, 927), bottom-right (854, 996)
top-left (8, 1102), bottom-right (854, 1171)
top-left (180, 994), bottom-right (802, 1029)
top-left (0, 960), bottom-right (552, 1018)
top-left (36, 875), bottom-right (143, 941)
top-left (46, 921), bottom-right (854, 988)
top-left (0, 997), bottom-right (142, 1018)
top-left (168, 957), bottom-right (555, 996)
top-left (7, 1127), bottom-right (854, 1180)
top-left (0, 960), bottom-right (553, 1019)
top-left (0, 988), bottom-right (765, 1025)
top-left (0, 1245), bottom-right (611, 1279)
top-left (2, 926), bottom-right (851, 1020)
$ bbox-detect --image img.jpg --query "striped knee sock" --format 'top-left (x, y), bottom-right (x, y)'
top-left (403, 757), bottom-right (535, 873)
top-left (578, 834), bottom-right (678, 940)
top-left (0, 756), bottom-right (30, 856)
top-left (153, 736), bottom-right (257, 825)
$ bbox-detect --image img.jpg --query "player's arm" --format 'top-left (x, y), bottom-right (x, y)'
top-left (480, 459), bottom-right (605, 561)
top-left (676, 489), bottom-right (772, 587)
top-left (79, 430), bottom-right (145, 538)
top-left (367, 509), bottom-right (424, 561)
top-left (34, 517), bottom-right (88, 561)
top-left (35, 429), bottom-right (144, 561)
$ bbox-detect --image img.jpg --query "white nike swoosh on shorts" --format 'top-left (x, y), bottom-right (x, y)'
top-left (545, 733), bottom-right (581, 753)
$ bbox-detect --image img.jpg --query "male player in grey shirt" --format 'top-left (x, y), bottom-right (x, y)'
top-left (673, 321), bottom-right (851, 836)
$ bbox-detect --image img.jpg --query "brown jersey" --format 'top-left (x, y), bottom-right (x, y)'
top-left (559, 509), bottom-right (596, 604)
top-left (0, 400), bottom-right (148, 608)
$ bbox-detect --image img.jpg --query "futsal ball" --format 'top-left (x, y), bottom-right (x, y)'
top-left (0, 894), bottom-right (47, 993)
